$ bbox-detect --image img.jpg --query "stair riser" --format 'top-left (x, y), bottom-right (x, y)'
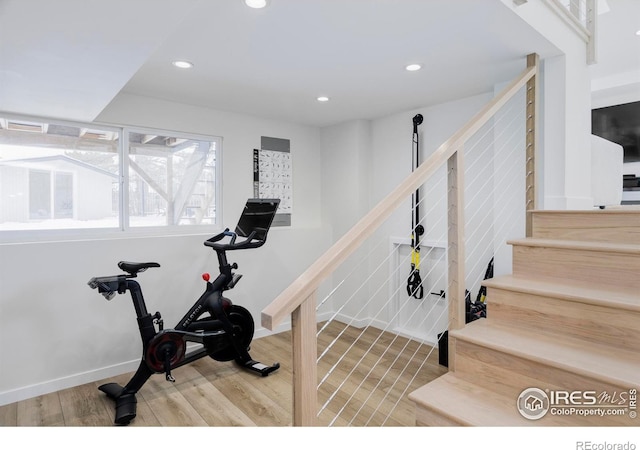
top-left (454, 339), bottom-right (639, 425)
top-left (488, 288), bottom-right (640, 351)
top-left (415, 392), bottom-right (637, 426)
top-left (512, 245), bottom-right (640, 293)
top-left (531, 211), bottom-right (640, 244)
top-left (410, 374), bottom-right (600, 426)
top-left (414, 401), bottom-right (604, 426)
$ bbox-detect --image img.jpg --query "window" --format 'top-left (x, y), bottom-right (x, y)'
top-left (0, 115), bottom-right (221, 237)
top-left (126, 130), bottom-right (218, 227)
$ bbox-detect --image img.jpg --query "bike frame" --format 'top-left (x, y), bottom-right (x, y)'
top-left (89, 199), bottom-right (281, 425)
top-left (112, 276), bottom-right (229, 395)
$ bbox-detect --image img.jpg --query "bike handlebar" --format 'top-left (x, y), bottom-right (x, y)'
top-left (204, 228), bottom-right (266, 251)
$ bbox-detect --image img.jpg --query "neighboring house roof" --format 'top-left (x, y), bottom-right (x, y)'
top-left (0, 155), bottom-right (118, 178)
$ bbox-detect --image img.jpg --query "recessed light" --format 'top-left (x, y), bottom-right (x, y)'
top-left (244, 0), bottom-right (268, 8)
top-left (317, 96), bottom-right (330, 102)
top-left (636, 29), bottom-right (640, 36)
top-left (172, 60), bottom-right (194, 69)
top-left (405, 64), bottom-right (422, 72)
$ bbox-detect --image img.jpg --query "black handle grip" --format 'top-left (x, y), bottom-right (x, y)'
top-left (204, 228), bottom-right (233, 245)
top-left (204, 230), bottom-right (265, 251)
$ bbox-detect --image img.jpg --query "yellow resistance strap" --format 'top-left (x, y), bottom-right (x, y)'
top-left (411, 246), bottom-right (420, 269)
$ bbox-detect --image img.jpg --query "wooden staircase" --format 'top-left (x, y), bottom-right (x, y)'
top-left (409, 209), bottom-right (640, 426)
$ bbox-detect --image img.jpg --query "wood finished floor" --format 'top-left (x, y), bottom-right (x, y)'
top-left (0, 323), bottom-right (447, 427)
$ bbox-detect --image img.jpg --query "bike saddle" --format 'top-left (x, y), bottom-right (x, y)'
top-left (118, 261), bottom-right (160, 276)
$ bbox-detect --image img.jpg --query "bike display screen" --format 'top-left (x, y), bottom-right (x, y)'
top-left (234, 199), bottom-right (280, 241)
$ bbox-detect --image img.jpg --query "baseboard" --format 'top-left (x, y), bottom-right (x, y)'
top-left (330, 312), bottom-right (387, 330)
top-left (0, 315), bottom-right (324, 407)
top-left (0, 359), bottom-right (140, 407)
top-left (254, 321), bottom-right (292, 338)
top-left (0, 311), bottom-right (378, 407)
top-left (326, 312), bottom-right (439, 347)
top-left (391, 326), bottom-right (439, 347)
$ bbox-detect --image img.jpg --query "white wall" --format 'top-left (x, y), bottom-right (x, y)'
top-left (317, 92), bottom-right (501, 343)
top-left (503, 0), bottom-right (594, 210)
top-left (592, 80), bottom-right (640, 109)
top-left (0, 167), bottom-right (28, 222)
top-left (319, 120), bottom-right (373, 321)
top-left (0, 94), bottom-right (329, 405)
top-left (491, 84), bottom-right (527, 278)
top-left (623, 162), bottom-right (640, 177)
top-left (543, 52), bottom-right (593, 209)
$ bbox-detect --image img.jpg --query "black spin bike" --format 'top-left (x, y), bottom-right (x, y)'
top-left (88, 199), bottom-right (281, 425)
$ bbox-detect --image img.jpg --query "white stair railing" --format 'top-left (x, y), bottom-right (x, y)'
top-left (543, 0), bottom-right (597, 63)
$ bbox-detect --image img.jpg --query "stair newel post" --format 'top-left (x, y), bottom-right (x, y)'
top-left (525, 53), bottom-right (539, 237)
top-left (291, 291), bottom-right (318, 426)
top-left (447, 147), bottom-right (466, 371)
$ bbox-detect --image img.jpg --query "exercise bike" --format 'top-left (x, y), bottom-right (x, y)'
top-left (87, 199), bottom-right (281, 425)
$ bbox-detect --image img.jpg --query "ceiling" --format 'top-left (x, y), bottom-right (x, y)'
top-left (0, 0), bottom-right (638, 128)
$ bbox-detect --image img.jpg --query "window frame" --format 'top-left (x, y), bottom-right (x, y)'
top-left (121, 125), bottom-right (223, 234)
top-left (0, 114), bottom-right (223, 243)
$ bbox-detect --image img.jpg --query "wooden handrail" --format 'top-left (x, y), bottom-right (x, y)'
top-left (261, 64), bottom-right (537, 331)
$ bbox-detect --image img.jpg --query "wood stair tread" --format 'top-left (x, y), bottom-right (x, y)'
top-left (531, 205), bottom-right (640, 215)
top-left (409, 373), bottom-right (577, 426)
top-left (482, 275), bottom-right (640, 312)
top-left (409, 373), bottom-right (527, 426)
top-left (531, 209), bottom-right (640, 215)
top-left (450, 319), bottom-right (640, 389)
top-left (507, 238), bottom-right (640, 254)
